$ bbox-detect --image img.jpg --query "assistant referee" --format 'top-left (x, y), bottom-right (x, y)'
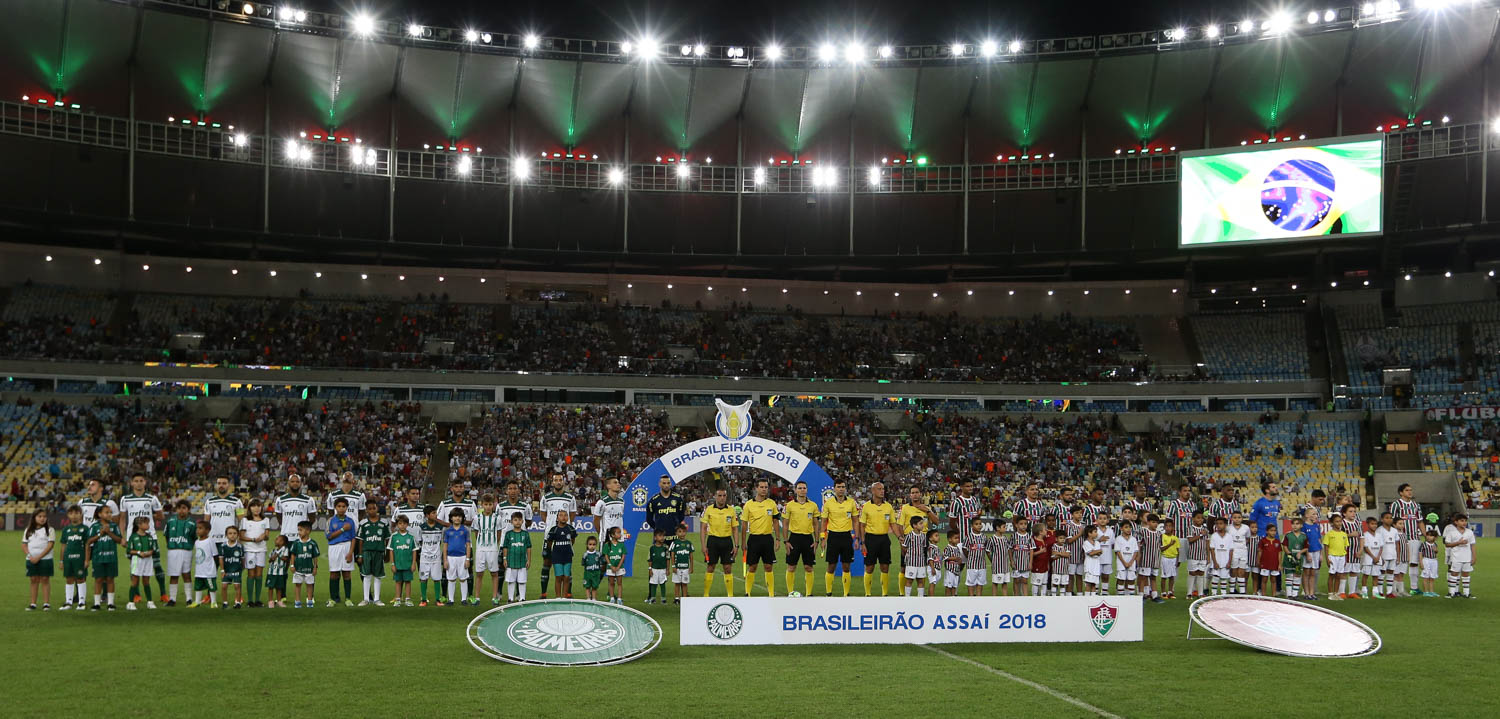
top-left (858, 481), bottom-right (896, 597)
top-left (820, 478), bottom-right (857, 597)
top-left (782, 480), bottom-right (821, 597)
top-left (700, 488), bottom-right (738, 597)
top-left (739, 479), bottom-right (782, 596)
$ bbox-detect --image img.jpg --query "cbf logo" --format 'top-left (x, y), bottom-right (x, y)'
top-left (1089, 602), bottom-right (1116, 638)
top-left (706, 603), bottom-right (744, 640)
top-left (631, 486), bottom-right (649, 508)
top-left (506, 611), bottom-right (625, 654)
top-left (714, 399), bottom-right (753, 441)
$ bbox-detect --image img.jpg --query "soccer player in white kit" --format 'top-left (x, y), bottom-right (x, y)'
top-left (539, 473), bottom-right (577, 598)
top-left (272, 474), bottom-right (317, 542)
top-left (1442, 513), bottom-right (1477, 598)
top-left (592, 477), bottom-right (626, 542)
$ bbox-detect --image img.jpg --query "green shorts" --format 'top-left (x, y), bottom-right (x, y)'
top-left (222, 571), bottom-right (242, 584)
top-left (63, 557), bottom-right (86, 580)
top-left (92, 561), bottom-right (118, 578)
top-left (266, 574), bottom-right (287, 591)
top-left (360, 553), bottom-right (385, 577)
top-left (393, 569), bottom-right (413, 583)
top-left (26, 559), bottom-right (54, 577)
top-left (552, 563), bottom-right (572, 577)
top-left (194, 577), bottom-right (218, 592)
top-left (583, 570), bottom-right (603, 590)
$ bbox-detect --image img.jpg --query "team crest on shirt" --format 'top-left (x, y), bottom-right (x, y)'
top-left (822, 488), bottom-right (835, 503)
top-left (1226, 608), bottom-right (1319, 645)
top-left (1089, 602), bottom-right (1117, 638)
top-left (631, 487), bottom-right (649, 507)
top-left (713, 399), bottom-right (754, 441)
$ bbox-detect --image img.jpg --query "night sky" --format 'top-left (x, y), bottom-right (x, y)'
top-left (310, 0), bottom-right (1252, 47)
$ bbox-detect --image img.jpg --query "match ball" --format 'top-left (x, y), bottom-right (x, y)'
top-left (788, 591), bottom-right (802, 597)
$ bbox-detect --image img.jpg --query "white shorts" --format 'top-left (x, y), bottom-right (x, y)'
top-left (991, 571), bottom-right (1009, 584)
top-left (1381, 559), bottom-right (1401, 573)
top-left (293, 572), bottom-right (315, 585)
top-left (1050, 571), bottom-right (1068, 587)
top-left (1137, 566), bottom-right (1156, 577)
top-left (1260, 568), bottom-right (1280, 576)
top-left (1230, 557), bottom-right (1248, 571)
top-left (1098, 563), bottom-right (1113, 576)
top-left (1303, 554), bottom-right (1322, 569)
top-left (1161, 558), bottom-right (1178, 577)
top-left (1449, 561), bottom-right (1474, 574)
top-left (928, 567), bottom-right (940, 580)
top-left (1361, 563), bottom-right (1380, 577)
top-left (1084, 572), bottom-right (1100, 585)
top-left (167, 549), bottom-right (192, 576)
top-left (1069, 563), bottom-right (1084, 576)
top-left (965, 568), bottom-right (985, 586)
top-left (1013, 570), bottom-right (1030, 580)
top-left (328, 543), bottom-right (354, 572)
top-left (1421, 558), bottom-right (1439, 579)
top-left (649, 568), bottom-right (668, 585)
top-left (445, 556), bottom-right (468, 581)
top-left (1328, 556), bottom-right (1347, 574)
top-left (474, 549), bottom-right (501, 574)
top-left (1406, 539), bottom-right (1422, 565)
top-left (1029, 573), bottom-right (1046, 587)
top-left (1189, 559), bottom-right (1208, 573)
top-left (672, 569), bottom-right (691, 584)
top-left (1116, 568), bottom-right (1137, 581)
top-left (506, 567), bottom-right (528, 584)
top-left (419, 557), bottom-right (441, 581)
top-left (1210, 567), bottom-right (1229, 579)
top-left (130, 557), bottom-right (155, 578)
top-left (943, 570), bottom-right (960, 589)
top-left (606, 567), bottom-right (626, 577)
top-left (904, 566), bottom-right (926, 580)
top-left (243, 550), bottom-right (265, 570)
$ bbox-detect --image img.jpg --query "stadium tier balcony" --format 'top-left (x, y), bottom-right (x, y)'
top-left (1167, 421), bottom-right (1361, 507)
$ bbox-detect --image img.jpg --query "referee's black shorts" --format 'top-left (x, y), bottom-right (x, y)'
top-left (785, 532), bottom-right (815, 566)
top-left (826, 531), bottom-right (854, 565)
top-left (745, 534), bottom-right (776, 565)
top-left (706, 536), bottom-right (735, 566)
top-left (863, 533), bottom-right (892, 567)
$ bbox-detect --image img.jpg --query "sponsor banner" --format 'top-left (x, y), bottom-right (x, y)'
top-left (1425, 406), bottom-right (1500, 421)
top-left (467, 599), bottom-right (662, 666)
top-left (681, 596), bottom-right (1143, 646)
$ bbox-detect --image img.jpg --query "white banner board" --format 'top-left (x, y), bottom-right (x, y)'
top-left (681, 596), bottom-right (1143, 645)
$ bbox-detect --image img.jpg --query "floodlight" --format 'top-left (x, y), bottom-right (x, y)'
top-left (844, 43), bottom-right (864, 62)
top-left (242, 3), bottom-right (254, 15)
top-left (818, 44), bottom-right (837, 62)
top-left (1205, 24), bottom-right (1220, 38)
top-left (765, 44), bottom-right (783, 60)
top-left (950, 42), bottom-right (966, 56)
top-left (621, 40), bottom-right (634, 54)
top-left (278, 6), bottom-right (294, 20)
top-left (878, 45), bottom-right (894, 58)
top-left (352, 13), bottom-right (376, 37)
top-left (607, 167), bottom-right (624, 185)
top-left (1325, 9), bottom-right (1337, 21)
top-left (233, 133), bottom-right (247, 147)
top-left (868, 167), bottom-right (881, 186)
top-left (1308, 10), bottom-right (1321, 23)
top-left (1267, 13), bottom-right (1292, 33)
top-left (481, 33), bottom-right (492, 44)
top-left (753, 167), bottom-right (766, 185)
top-left (694, 44), bottom-right (707, 57)
top-left (512, 161), bottom-right (530, 181)
top-left (980, 39), bottom-right (997, 57)
top-left (407, 23), bottom-right (422, 37)
top-left (676, 163), bottom-right (690, 179)
top-left (639, 38), bottom-right (659, 57)
top-left (524, 33), bottom-right (540, 49)
top-left (680, 44), bottom-right (692, 56)
top-left (295, 10), bottom-right (306, 22)
top-left (1009, 39), bottom-right (1022, 53)
top-left (465, 29), bottom-right (480, 43)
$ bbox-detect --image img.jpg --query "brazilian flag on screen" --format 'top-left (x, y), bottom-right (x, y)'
top-left (1179, 138), bottom-right (1383, 247)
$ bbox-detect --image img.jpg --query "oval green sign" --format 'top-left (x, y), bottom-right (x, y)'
top-left (467, 599), bottom-right (662, 666)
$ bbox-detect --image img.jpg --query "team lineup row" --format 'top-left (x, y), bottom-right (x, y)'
top-left (17, 474), bottom-right (1481, 609)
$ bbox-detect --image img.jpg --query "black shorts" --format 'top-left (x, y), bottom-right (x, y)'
top-left (826, 531), bottom-right (854, 565)
top-left (864, 533), bottom-right (892, 567)
top-left (785, 533), bottom-right (815, 566)
top-left (745, 534), bottom-right (776, 566)
top-left (706, 536), bottom-right (735, 566)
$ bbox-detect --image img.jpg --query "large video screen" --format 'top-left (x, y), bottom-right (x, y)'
top-left (1179, 136), bottom-right (1383, 247)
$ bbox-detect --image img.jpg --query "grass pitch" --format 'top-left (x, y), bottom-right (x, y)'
top-left (5, 533), bottom-right (1498, 717)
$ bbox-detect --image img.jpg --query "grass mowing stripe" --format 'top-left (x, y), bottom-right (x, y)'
top-left (918, 643), bottom-right (1123, 718)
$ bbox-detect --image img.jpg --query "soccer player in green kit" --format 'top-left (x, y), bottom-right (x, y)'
top-left (355, 504), bottom-right (390, 606)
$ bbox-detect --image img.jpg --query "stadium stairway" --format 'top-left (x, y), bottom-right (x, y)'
top-left (1305, 305), bottom-right (1331, 383)
top-left (1139, 316), bottom-right (1198, 368)
top-left (1323, 305), bottom-right (1351, 387)
top-left (1458, 323), bottom-right (1477, 379)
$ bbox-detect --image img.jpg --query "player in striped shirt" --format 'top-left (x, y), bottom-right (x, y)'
top-left (985, 527), bottom-right (1012, 596)
top-left (1081, 487), bottom-right (1107, 527)
top-left (1390, 484), bottom-right (1424, 596)
top-left (900, 516), bottom-right (929, 596)
top-left (961, 518), bottom-right (988, 595)
top-left (1206, 485), bottom-right (1239, 524)
top-left (326, 472), bottom-right (367, 521)
top-left (119, 473), bottom-right (167, 603)
top-left (1339, 505), bottom-right (1363, 599)
top-left (1061, 507), bottom-right (1087, 596)
top-left (1011, 483), bottom-right (1049, 528)
top-left (497, 481), bottom-right (534, 529)
top-left (1125, 485), bottom-right (1155, 518)
top-left (1164, 485), bottom-right (1197, 542)
top-left (1010, 518), bottom-right (1034, 596)
top-left (472, 495), bottom-right (505, 605)
top-left (948, 479), bottom-right (982, 542)
top-left (272, 474), bottom-right (317, 542)
top-left (1184, 511), bottom-right (1210, 598)
top-left (80, 480), bottom-right (118, 527)
top-left (1050, 488), bottom-right (1079, 524)
top-left (1137, 514), bottom-right (1164, 601)
top-left (926, 531), bottom-right (942, 596)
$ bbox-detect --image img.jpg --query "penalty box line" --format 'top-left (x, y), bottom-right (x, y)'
top-left (917, 644), bottom-right (1122, 719)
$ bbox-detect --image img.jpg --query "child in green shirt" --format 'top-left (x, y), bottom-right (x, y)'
top-left (60, 506), bottom-right (88, 610)
top-left (647, 532), bottom-right (670, 604)
top-left (355, 504), bottom-right (390, 606)
top-left (1282, 518), bottom-right (1307, 599)
top-left (220, 525), bottom-right (246, 609)
top-left (164, 500), bottom-right (197, 607)
top-left (290, 520), bottom-right (321, 609)
top-left (502, 513), bottom-right (532, 603)
top-left (126, 516), bottom-right (160, 610)
top-left (387, 515), bottom-right (417, 607)
top-left (85, 505), bottom-right (123, 610)
top-left (581, 536), bottom-right (603, 601)
top-left (266, 535), bottom-right (290, 608)
top-left (670, 524), bottom-right (694, 604)
top-left (603, 526), bottom-right (627, 606)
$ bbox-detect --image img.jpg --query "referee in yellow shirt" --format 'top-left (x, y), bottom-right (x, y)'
top-left (700, 488), bottom-right (739, 596)
top-left (857, 481), bottom-right (896, 596)
top-left (782, 480), bottom-right (822, 596)
top-left (739, 479), bottom-right (783, 596)
top-left (820, 478), bottom-right (858, 596)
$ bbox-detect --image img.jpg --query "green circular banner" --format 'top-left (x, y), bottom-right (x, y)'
top-left (467, 599), bottom-right (662, 666)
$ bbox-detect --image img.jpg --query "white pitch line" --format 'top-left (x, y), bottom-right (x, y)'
top-left (918, 644), bottom-right (1122, 719)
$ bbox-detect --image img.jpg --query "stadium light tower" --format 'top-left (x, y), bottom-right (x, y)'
top-left (950, 42), bottom-right (966, 56)
top-left (844, 42), bottom-right (864, 63)
top-left (878, 44), bottom-right (894, 58)
top-left (406, 23), bottom-right (423, 37)
top-left (980, 39), bottom-right (998, 57)
top-left (464, 29), bottom-right (480, 43)
top-left (1205, 24), bottom-right (1221, 38)
top-left (765, 43), bottom-right (783, 61)
top-left (676, 163), bottom-right (691, 179)
top-left (352, 13), bottom-right (376, 37)
top-left (1008, 39), bottom-right (1023, 53)
top-left (524, 33), bottom-right (541, 50)
top-left (818, 43), bottom-right (838, 62)
top-left (512, 160), bottom-right (530, 181)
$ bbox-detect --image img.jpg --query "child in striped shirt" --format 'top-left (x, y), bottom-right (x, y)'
top-left (1137, 515), bottom-right (1164, 602)
top-left (985, 527), bottom-right (1012, 596)
top-left (266, 535), bottom-right (289, 608)
top-left (942, 529), bottom-right (964, 596)
top-left (963, 518), bottom-right (988, 596)
top-left (900, 516), bottom-right (928, 596)
top-left (1245, 523), bottom-right (1260, 595)
top-left (1009, 518), bottom-right (1033, 597)
top-left (1418, 530), bottom-right (1440, 597)
top-left (925, 530), bottom-right (942, 596)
